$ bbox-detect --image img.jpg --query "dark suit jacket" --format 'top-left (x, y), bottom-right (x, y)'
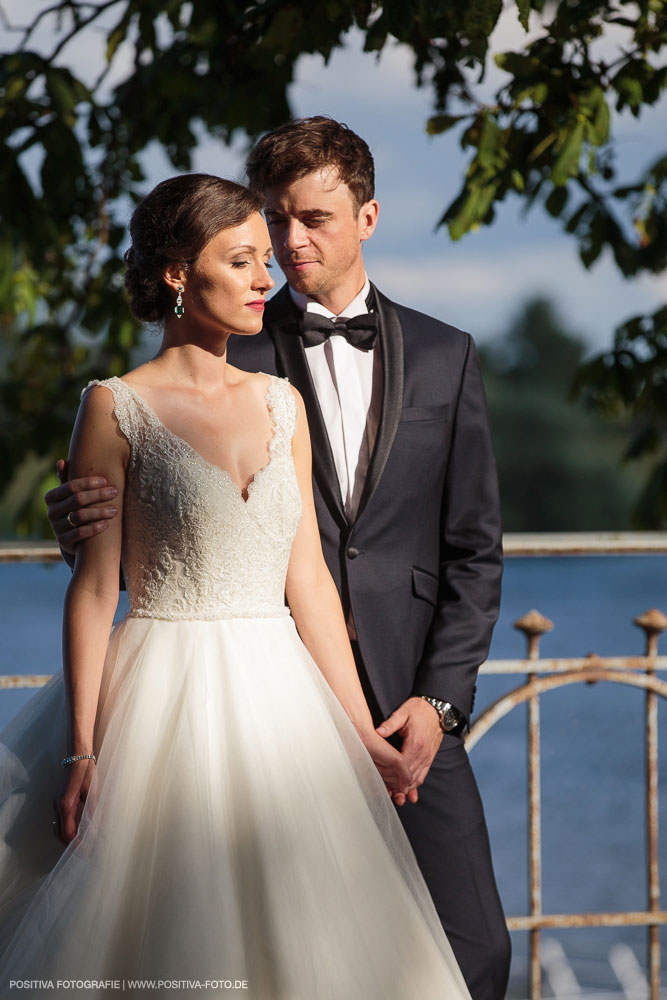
top-left (228, 283), bottom-right (503, 723)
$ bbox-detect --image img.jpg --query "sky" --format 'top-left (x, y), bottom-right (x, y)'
top-left (4, 1), bottom-right (667, 352)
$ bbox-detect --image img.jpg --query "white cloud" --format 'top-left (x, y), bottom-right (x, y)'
top-left (367, 243), bottom-right (666, 350)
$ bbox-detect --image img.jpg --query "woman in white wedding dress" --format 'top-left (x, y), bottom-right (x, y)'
top-left (0, 174), bottom-right (471, 999)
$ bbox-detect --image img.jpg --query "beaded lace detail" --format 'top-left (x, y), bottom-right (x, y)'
top-left (82, 375), bottom-right (302, 620)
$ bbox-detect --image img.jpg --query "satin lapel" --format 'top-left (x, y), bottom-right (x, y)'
top-left (266, 288), bottom-right (348, 528)
top-left (355, 285), bottom-right (405, 523)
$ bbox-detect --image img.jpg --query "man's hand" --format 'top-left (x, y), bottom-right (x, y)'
top-left (44, 459), bottom-right (119, 555)
top-left (358, 729), bottom-right (420, 805)
top-left (376, 696), bottom-right (444, 805)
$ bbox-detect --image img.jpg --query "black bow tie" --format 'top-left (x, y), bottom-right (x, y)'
top-left (299, 311), bottom-right (379, 351)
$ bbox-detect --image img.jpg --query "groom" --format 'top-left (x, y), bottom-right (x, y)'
top-left (46, 117), bottom-right (510, 998)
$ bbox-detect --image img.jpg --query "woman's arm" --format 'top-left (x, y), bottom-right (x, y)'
top-left (56, 385), bottom-right (128, 844)
top-left (285, 388), bottom-right (414, 802)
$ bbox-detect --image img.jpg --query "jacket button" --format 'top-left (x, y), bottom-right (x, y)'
top-left (347, 547), bottom-right (360, 559)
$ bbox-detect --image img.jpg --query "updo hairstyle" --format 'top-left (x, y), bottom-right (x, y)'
top-left (124, 174), bottom-right (264, 323)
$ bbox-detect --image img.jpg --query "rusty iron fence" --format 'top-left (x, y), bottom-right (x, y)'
top-left (2, 533), bottom-right (667, 995)
top-left (467, 532), bottom-right (667, 999)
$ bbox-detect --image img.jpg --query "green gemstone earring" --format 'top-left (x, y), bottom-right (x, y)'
top-left (175, 285), bottom-right (184, 318)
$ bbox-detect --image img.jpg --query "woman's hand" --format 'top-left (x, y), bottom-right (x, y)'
top-left (356, 728), bottom-right (419, 807)
top-left (376, 696), bottom-right (444, 799)
top-left (57, 383), bottom-right (126, 849)
top-left (53, 759), bottom-right (97, 846)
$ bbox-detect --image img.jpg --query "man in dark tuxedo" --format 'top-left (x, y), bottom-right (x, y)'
top-left (46, 117), bottom-right (510, 998)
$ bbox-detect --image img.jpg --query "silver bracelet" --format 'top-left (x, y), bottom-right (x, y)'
top-left (62, 753), bottom-right (97, 768)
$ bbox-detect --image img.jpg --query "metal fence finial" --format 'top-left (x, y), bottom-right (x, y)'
top-left (514, 610), bottom-right (554, 659)
top-left (634, 609), bottom-right (667, 658)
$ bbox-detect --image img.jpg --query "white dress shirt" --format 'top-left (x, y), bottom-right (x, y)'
top-left (290, 276), bottom-right (383, 522)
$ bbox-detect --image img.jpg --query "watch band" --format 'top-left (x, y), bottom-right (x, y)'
top-left (420, 696), bottom-right (465, 734)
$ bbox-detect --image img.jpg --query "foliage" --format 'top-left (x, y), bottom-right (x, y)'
top-left (480, 298), bottom-right (643, 530)
top-left (573, 304), bottom-right (667, 526)
top-left (1, 0), bottom-right (665, 533)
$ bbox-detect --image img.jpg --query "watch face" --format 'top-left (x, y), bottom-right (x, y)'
top-left (442, 707), bottom-right (460, 731)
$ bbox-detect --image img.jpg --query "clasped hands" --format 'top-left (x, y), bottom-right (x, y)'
top-left (360, 696), bottom-right (443, 806)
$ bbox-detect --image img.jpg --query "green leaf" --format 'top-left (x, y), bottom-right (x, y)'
top-left (477, 115), bottom-right (503, 169)
top-left (426, 114), bottom-right (467, 135)
top-left (511, 168), bottom-right (525, 191)
top-left (579, 207), bottom-right (607, 269)
top-left (447, 178), bottom-right (498, 239)
top-left (592, 96), bottom-right (610, 145)
top-left (462, 0), bottom-right (503, 39)
top-left (516, 0), bottom-right (531, 31)
top-left (545, 185), bottom-right (568, 218)
top-left (106, 6), bottom-right (134, 63)
top-left (494, 51), bottom-right (537, 77)
top-left (578, 86), bottom-right (610, 146)
top-left (565, 202), bottom-right (589, 235)
top-left (551, 120), bottom-right (585, 186)
top-left (515, 81), bottom-right (548, 104)
top-left (45, 70), bottom-right (77, 125)
top-left (612, 65), bottom-right (645, 114)
top-left (448, 187), bottom-right (481, 240)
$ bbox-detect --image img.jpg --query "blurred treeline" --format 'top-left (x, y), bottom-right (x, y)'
top-left (479, 296), bottom-right (641, 531)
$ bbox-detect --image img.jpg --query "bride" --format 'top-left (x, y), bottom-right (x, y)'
top-left (0, 173), bottom-right (471, 999)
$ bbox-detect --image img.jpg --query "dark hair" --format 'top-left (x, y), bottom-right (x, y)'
top-left (124, 173), bottom-right (263, 323)
top-left (246, 116), bottom-right (375, 213)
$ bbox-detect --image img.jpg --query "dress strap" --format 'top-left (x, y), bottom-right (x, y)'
top-left (82, 377), bottom-right (146, 455)
top-left (265, 375), bottom-right (297, 460)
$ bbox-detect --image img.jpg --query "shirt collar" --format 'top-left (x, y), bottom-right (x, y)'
top-left (289, 275), bottom-right (371, 320)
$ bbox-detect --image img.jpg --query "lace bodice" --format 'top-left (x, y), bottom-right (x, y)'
top-left (83, 375), bottom-right (302, 620)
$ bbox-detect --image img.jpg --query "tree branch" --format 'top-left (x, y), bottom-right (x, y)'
top-left (12, 1), bottom-right (90, 49)
top-left (48, 0), bottom-right (126, 64)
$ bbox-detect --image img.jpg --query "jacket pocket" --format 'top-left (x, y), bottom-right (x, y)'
top-left (400, 404), bottom-right (449, 422)
top-left (412, 566), bottom-right (439, 605)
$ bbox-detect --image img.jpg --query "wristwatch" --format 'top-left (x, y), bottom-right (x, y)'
top-left (420, 697), bottom-right (465, 735)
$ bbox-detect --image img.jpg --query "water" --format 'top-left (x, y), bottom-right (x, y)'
top-left (1, 555), bottom-right (666, 994)
top-left (474, 555), bottom-right (667, 994)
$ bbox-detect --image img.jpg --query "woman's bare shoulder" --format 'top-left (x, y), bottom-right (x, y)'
top-left (225, 365), bottom-right (274, 396)
top-left (117, 361), bottom-right (156, 389)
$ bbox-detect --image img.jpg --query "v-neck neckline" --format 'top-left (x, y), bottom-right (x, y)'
top-left (115, 374), bottom-right (276, 503)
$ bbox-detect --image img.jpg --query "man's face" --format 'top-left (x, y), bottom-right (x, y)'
top-left (262, 167), bottom-right (378, 307)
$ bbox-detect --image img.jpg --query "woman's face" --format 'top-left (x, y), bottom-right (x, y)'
top-left (178, 212), bottom-right (274, 337)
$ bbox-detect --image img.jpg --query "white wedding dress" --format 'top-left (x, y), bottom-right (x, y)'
top-left (0, 374), bottom-right (470, 999)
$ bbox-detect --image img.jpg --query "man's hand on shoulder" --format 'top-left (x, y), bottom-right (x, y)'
top-left (45, 459), bottom-right (119, 555)
top-left (376, 696), bottom-right (444, 805)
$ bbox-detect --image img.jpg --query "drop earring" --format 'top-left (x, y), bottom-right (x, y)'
top-left (175, 285), bottom-right (184, 318)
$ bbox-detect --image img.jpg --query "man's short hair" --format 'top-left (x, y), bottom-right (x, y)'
top-left (246, 116), bottom-right (375, 213)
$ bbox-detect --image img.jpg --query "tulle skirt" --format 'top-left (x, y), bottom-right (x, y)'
top-left (0, 614), bottom-right (470, 999)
